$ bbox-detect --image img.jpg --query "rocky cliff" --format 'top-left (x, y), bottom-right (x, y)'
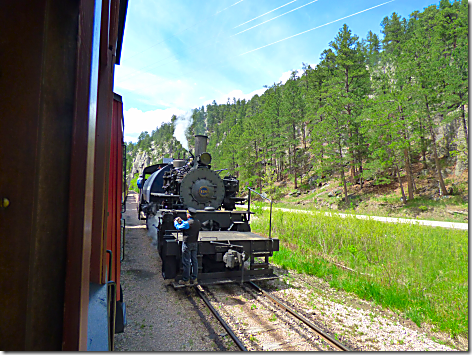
top-left (127, 138), bottom-right (186, 184)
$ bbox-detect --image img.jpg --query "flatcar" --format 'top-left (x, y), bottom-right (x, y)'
top-left (139, 135), bottom-right (279, 285)
top-left (1, 0), bottom-right (128, 350)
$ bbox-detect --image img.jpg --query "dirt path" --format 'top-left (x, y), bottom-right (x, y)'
top-left (249, 206), bottom-right (468, 230)
top-left (114, 192), bottom-right (227, 351)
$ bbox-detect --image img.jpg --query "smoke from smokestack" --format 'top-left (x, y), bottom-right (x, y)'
top-left (173, 112), bottom-right (192, 151)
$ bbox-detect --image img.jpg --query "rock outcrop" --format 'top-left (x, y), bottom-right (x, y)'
top-left (127, 137), bottom-right (187, 185)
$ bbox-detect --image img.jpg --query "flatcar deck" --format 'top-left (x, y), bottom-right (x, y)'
top-left (158, 209), bottom-right (254, 214)
top-left (169, 231), bottom-right (271, 242)
top-left (200, 231), bottom-right (271, 241)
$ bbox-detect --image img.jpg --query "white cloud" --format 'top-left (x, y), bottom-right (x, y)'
top-left (115, 65), bottom-right (197, 109)
top-left (123, 107), bottom-right (186, 143)
top-left (278, 69), bottom-right (302, 84)
top-left (278, 63), bottom-right (317, 84)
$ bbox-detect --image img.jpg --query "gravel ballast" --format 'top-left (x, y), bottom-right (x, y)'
top-left (114, 193), bottom-right (232, 351)
top-left (262, 269), bottom-right (466, 351)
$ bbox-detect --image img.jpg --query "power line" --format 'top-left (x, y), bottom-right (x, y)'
top-left (231, 0), bottom-right (321, 37)
top-left (233, 0), bottom-right (297, 29)
top-left (119, 0), bottom-right (317, 84)
top-left (118, 0), bottom-right (392, 85)
top-left (239, 0), bottom-right (395, 56)
top-left (216, 0), bottom-right (244, 14)
top-left (117, 0), bottom-right (319, 82)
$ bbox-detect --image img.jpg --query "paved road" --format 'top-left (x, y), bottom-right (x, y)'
top-left (240, 206), bottom-right (468, 230)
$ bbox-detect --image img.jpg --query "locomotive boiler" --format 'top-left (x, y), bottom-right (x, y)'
top-left (139, 135), bottom-right (279, 285)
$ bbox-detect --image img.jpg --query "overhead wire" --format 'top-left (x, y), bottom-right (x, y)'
top-left (117, 0), bottom-right (319, 84)
top-left (118, 0), bottom-right (391, 85)
top-left (239, 0), bottom-right (395, 56)
top-left (216, 0), bottom-right (244, 14)
top-left (231, 0), bottom-right (320, 37)
top-left (119, 1), bottom-right (397, 114)
top-left (233, 0), bottom-right (298, 28)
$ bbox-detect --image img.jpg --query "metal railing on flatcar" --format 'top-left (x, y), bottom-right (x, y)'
top-left (246, 187), bottom-right (272, 240)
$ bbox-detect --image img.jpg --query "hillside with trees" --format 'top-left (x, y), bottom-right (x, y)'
top-left (126, 1), bottom-right (468, 214)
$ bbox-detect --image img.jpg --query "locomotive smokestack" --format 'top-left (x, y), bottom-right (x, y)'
top-left (194, 135), bottom-right (208, 157)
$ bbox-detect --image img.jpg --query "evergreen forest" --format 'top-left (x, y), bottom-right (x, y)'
top-left (126, 1), bottom-right (468, 205)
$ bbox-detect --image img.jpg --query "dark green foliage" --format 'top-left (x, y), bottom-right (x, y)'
top-left (129, 1), bottom-right (467, 201)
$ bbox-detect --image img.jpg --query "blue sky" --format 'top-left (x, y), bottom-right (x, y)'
top-left (115, 0), bottom-right (441, 143)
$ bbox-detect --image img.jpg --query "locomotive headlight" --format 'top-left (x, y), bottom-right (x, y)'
top-left (198, 152), bottom-right (212, 166)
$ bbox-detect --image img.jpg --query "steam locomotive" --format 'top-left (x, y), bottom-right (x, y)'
top-left (138, 135), bottom-right (279, 285)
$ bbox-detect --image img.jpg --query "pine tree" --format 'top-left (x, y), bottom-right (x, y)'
top-left (368, 11), bottom-right (417, 201)
top-left (404, 5), bottom-right (449, 195)
top-left (316, 24), bottom-right (370, 203)
top-left (281, 71), bottom-right (304, 189)
top-left (262, 82), bottom-right (285, 181)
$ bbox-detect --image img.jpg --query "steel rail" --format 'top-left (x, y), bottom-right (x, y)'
top-left (248, 282), bottom-right (351, 351)
top-left (195, 285), bottom-right (248, 351)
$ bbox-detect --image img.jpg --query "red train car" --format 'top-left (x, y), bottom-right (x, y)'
top-left (107, 93), bottom-right (126, 333)
top-left (0, 0), bottom-right (128, 351)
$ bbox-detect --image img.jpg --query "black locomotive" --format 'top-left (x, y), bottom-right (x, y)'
top-left (138, 135), bottom-right (279, 285)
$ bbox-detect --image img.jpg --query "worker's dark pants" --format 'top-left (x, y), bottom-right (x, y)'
top-left (182, 241), bottom-right (198, 281)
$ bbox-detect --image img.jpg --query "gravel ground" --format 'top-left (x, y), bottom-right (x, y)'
top-left (261, 268), bottom-right (467, 351)
top-left (114, 192), bottom-right (232, 351)
top-left (115, 192), bottom-right (467, 351)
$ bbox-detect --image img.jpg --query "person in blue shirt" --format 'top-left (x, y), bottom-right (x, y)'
top-left (174, 207), bottom-right (201, 285)
top-left (137, 176), bottom-right (143, 189)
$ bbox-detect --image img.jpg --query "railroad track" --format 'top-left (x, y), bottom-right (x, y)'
top-left (194, 282), bottom-right (351, 351)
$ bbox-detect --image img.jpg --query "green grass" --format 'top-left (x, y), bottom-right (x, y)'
top-left (251, 208), bottom-right (468, 337)
top-left (129, 173), bottom-right (139, 193)
top-left (401, 194), bottom-right (467, 210)
top-left (253, 194), bottom-right (468, 223)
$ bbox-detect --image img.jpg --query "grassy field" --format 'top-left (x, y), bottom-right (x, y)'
top-left (250, 204), bottom-right (468, 337)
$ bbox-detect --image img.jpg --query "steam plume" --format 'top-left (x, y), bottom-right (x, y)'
top-left (173, 112), bottom-right (192, 151)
